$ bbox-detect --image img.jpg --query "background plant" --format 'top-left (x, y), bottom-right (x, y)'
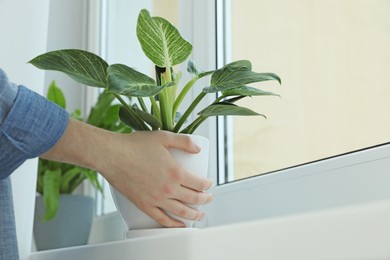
top-left (30, 9), bottom-right (280, 135)
top-left (38, 81), bottom-right (131, 221)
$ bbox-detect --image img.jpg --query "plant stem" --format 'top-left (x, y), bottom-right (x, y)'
top-left (173, 77), bottom-right (198, 118)
top-left (159, 74), bottom-right (173, 130)
top-left (159, 89), bottom-right (170, 130)
top-left (113, 94), bottom-right (132, 112)
top-left (137, 97), bottom-right (148, 113)
top-left (165, 64), bottom-right (172, 84)
top-left (173, 92), bottom-right (206, 133)
top-left (149, 96), bottom-right (161, 121)
top-left (214, 94), bottom-right (225, 103)
top-left (170, 71), bottom-right (181, 120)
top-left (180, 116), bottom-right (206, 134)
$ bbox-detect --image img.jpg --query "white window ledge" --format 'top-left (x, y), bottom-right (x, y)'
top-left (30, 198), bottom-right (390, 260)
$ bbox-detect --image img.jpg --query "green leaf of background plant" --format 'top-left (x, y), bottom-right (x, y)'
top-left (68, 174), bottom-right (85, 193)
top-left (82, 169), bottom-right (103, 194)
top-left (198, 103), bottom-right (264, 117)
top-left (70, 109), bottom-right (83, 121)
top-left (136, 9), bottom-right (192, 67)
top-left (60, 167), bottom-right (82, 193)
top-left (87, 91), bottom-right (116, 126)
top-left (29, 49), bottom-right (108, 88)
top-left (107, 64), bottom-right (166, 97)
top-left (47, 81), bottom-right (66, 108)
top-left (102, 105), bottom-right (121, 127)
top-left (37, 159), bottom-right (47, 195)
top-left (43, 169), bottom-right (61, 221)
top-left (100, 105), bottom-right (132, 133)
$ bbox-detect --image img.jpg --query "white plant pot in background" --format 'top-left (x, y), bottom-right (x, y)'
top-left (33, 195), bottom-right (94, 250)
top-left (110, 135), bottom-right (209, 238)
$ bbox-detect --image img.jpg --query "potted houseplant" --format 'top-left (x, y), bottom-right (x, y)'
top-left (29, 9), bottom-right (281, 236)
top-left (34, 81), bottom-right (131, 249)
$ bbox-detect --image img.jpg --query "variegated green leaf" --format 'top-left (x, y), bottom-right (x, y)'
top-left (187, 59), bottom-right (214, 78)
top-left (119, 106), bottom-right (150, 131)
top-left (222, 60), bottom-right (252, 71)
top-left (132, 104), bottom-right (162, 130)
top-left (199, 103), bottom-right (264, 117)
top-left (205, 68), bottom-right (281, 93)
top-left (187, 59), bottom-right (201, 76)
top-left (136, 9), bottom-right (192, 67)
top-left (29, 49), bottom-right (108, 88)
top-left (107, 64), bottom-right (167, 97)
top-left (222, 86), bottom-right (280, 97)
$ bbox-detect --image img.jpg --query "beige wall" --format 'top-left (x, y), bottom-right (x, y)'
top-left (154, 0), bottom-right (179, 26)
top-left (231, 0), bottom-right (390, 179)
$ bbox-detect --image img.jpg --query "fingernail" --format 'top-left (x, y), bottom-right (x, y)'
top-left (197, 212), bottom-right (205, 221)
top-left (205, 180), bottom-right (213, 190)
top-left (207, 194), bottom-right (213, 203)
top-left (175, 221), bottom-right (186, 228)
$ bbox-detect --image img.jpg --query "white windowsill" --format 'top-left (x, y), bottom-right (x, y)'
top-left (30, 198), bottom-right (390, 260)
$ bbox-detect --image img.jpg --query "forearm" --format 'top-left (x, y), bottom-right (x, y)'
top-left (41, 118), bottom-right (107, 172)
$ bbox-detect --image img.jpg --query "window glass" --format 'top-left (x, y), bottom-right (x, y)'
top-left (229, 0), bottom-right (390, 180)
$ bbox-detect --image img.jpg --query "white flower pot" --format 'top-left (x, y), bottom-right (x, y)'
top-left (110, 135), bottom-right (209, 237)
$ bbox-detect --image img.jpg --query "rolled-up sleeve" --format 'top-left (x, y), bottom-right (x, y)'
top-left (0, 69), bottom-right (69, 178)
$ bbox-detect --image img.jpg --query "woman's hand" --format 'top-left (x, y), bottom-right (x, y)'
top-left (100, 130), bottom-right (213, 227)
top-left (42, 119), bottom-right (213, 227)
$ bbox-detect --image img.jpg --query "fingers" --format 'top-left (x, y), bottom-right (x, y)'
top-left (175, 185), bottom-right (213, 205)
top-left (142, 199), bottom-right (206, 228)
top-left (144, 207), bottom-right (186, 228)
top-left (160, 131), bottom-right (213, 191)
top-left (166, 167), bottom-right (213, 203)
top-left (163, 132), bottom-right (201, 154)
top-left (164, 199), bottom-right (205, 222)
top-left (180, 169), bottom-right (213, 192)
top-left (146, 200), bottom-right (205, 228)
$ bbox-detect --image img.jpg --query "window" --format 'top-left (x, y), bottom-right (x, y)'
top-left (201, 0), bottom-right (390, 228)
top-left (224, 0), bottom-right (390, 181)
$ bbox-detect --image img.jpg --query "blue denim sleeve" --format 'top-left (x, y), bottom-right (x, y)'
top-left (0, 69), bottom-right (18, 123)
top-left (0, 68), bottom-right (69, 178)
top-left (0, 177), bottom-right (19, 260)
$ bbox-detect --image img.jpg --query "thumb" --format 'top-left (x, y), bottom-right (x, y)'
top-left (165, 132), bottom-right (201, 154)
